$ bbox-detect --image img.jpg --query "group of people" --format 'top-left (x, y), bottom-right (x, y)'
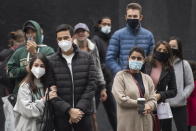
top-left (0, 2), bottom-right (196, 131)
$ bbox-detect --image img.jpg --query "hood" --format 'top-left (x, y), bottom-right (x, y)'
top-left (73, 39), bottom-right (95, 51)
top-left (126, 23), bottom-right (141, 34)
top-left (173, 58), bottom-right (182, 64)
top-left (23, 20), bottom-right (42, 44)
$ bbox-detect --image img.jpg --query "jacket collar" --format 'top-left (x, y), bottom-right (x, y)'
top-left (173, 57), bottom-right (182, 64)
top-left (95, 30), bottom-right (111, 42)
top-left (73, 39), bottom-right (95, 51)
top-left (159, 70), bottom-right (169, 82)
top-left (144, 62), bottom-right (169, 83)
top-left (126, 23), bottom-right (141, 34)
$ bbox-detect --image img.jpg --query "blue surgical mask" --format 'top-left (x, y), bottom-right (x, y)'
top-left (129, 60), bottom-right (143, 70)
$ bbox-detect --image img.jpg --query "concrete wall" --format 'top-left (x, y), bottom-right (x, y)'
top-left (0, 0), bottom-right (195, 60)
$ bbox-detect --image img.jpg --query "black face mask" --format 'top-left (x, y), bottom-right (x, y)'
top-left (127, 19), bottom-right (140, 29)
top-left (171, 48), bottom-right (179, 57)
top-left (154, 51), bottom-right (169, 62)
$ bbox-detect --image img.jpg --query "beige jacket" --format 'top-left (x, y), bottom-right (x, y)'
top-left (112, 70), bottom-right (157, 131)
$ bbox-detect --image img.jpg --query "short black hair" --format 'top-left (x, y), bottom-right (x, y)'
top-left (55, 24), bottom-right (74, 36)
top-left (128, 47), bottom-right (145, 58)
top-left (97, 16), bottom-right (112, 24)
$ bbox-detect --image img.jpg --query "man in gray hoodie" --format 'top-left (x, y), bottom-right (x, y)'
top-left (73, 23), bottom-right (107, 131)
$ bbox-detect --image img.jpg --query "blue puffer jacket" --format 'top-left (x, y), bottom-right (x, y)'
top-left (106, 25), bottom-right (154, 74)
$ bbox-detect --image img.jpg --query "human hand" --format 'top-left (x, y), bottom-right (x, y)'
top-left (143, 104), bottom-right (152, 115)
top-left (45, 87), bottom-right (58, 100)
top-left (50, 85), bottom-right (57, 92)
top-left (155, 93), bottom-right (161, 101)
top-left (100, 88), bottom-right (107, 102)
top-left (25, 64), bottom-right (30, 72)
top-left (68, 108), bottom-right (84, 124)
top-left (26, 40), bottom-right (37, 54)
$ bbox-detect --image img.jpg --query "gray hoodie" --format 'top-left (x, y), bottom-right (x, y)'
top-left (167, 58), bottom-right (194, 107)
top-left (13, 82), bottom-right (45, 131)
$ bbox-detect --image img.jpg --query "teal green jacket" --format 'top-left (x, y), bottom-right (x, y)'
top-left (7, 20), bottom-right (54, 92)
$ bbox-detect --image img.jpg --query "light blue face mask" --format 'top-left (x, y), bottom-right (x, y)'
top-left (129, 60), bottom-right (144, 70)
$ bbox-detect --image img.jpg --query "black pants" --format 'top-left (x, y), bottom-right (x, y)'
top-left (96, 89), bottom-right (117, 131)
top-left (172, 106), bottom-right (188, 131)
top-left (160, 106), bottom-right (188, 131)
top-left (160, 118), bottom-right (172, 131)
top-left (54, 115), bottom-right (92, 131)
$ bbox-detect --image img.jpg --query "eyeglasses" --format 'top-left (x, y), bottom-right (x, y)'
top-left (57, 36), bottom-right (70, 41)
top-left (130, 56), bottom-right (143, 61)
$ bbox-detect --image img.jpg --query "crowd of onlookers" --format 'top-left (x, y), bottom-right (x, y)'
top-left (0, 2), bottom-right (196, 131)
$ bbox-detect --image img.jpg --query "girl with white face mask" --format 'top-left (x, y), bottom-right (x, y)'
top-left (112, 47), bottom-right (157, 131)
top-left (14, 53), bottom-right (57, 131)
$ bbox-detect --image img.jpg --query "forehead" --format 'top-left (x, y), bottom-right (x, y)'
top-left (169, 40), bottom-right (177, 45)
top-left (33, 59), bottom-right (44, 64)
top-left (157, 44), bottom-right (167, 49)
top-left (101, 18), bottom-right (111, 23)
top-left (127, 9), bottom-right (140, 16)
top-left (130, 51), bottom-right (143, 57)
top-left (25, 28), bottom-right (36, 33)
top-left (57, 30), bottom-right (71, 37)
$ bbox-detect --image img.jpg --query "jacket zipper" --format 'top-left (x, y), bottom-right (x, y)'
top-left (64, 56), bottom-right (75, 131)
top-left (70, 68), bottom-right (75, 108)
top-left (70, 57), bottom-right (75, 131)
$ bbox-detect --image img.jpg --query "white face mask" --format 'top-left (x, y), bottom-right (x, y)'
top-left (101, 26), bottom-right (111, 34)
top-left (58, 40), bottom-right (72, 52)
top-left (31, 66), bottom-right (45, 79)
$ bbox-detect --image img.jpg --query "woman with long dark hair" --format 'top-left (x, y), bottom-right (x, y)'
top-left (143, 40), bottom-right (177, 131)
top-left (13, 53), bottom-right (57, 131)
top-left (168, 36), bottom-right (194, 131)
